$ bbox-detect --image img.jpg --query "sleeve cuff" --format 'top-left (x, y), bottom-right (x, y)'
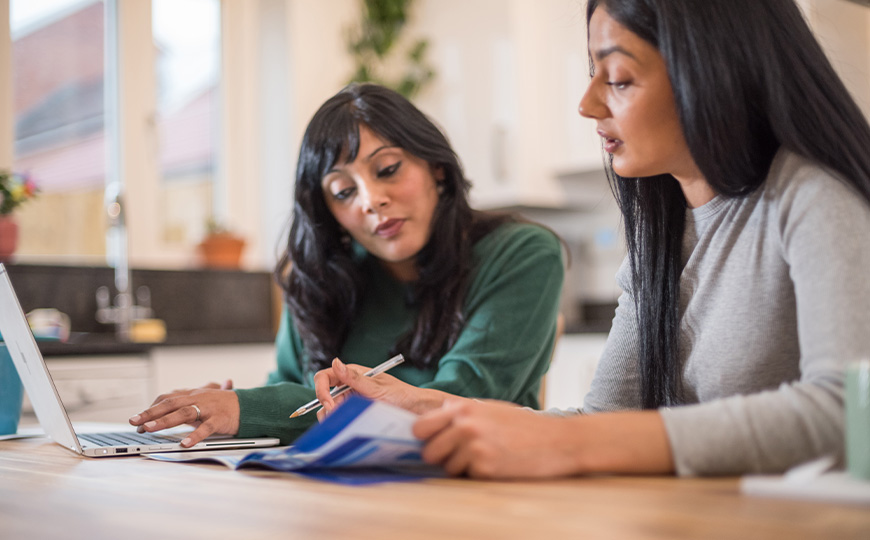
top-left (235, 384), bottom-right (318, 445)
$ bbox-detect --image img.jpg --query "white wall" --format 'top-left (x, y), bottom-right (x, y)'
top-left (411, 0), bottom-right (597, 208)
top-left (803, 0), bottom-right (870, 118)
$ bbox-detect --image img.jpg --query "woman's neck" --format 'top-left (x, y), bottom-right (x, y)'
top-left (674, 175), bottom-right (717, 209)
top-left (380, 259), bottom-right (418, 283)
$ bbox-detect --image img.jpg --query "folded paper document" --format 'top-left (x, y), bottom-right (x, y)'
top-left (741, 455), bottom-right (870, 506)
top-left (146, 395), bottom-right (443, 485)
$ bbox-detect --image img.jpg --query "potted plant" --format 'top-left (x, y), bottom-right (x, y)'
top-left (0, 171), bottom-right (39, 262)
top-left (346, 0), bottom-right (435, 98)
top-left (197, 218), bottom-right (246, 269)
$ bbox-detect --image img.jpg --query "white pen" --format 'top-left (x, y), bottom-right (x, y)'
top-left (289, 353), bottom-right (405, 419)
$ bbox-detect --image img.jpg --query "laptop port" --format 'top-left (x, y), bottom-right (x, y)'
top-left (116, 448), bottom-right (128, 454)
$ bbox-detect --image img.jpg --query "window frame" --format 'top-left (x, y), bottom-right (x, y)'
top-left (0, 0), bottom-right (268, 269)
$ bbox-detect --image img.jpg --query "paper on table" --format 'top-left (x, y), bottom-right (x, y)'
top-left (146, 448), bottom-right (279, 468)
top-left (741, 455), bottom-right (870, 506)
top-left (146, 396), bottom-right (444, 484)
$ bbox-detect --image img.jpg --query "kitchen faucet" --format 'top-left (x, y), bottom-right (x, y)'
top-left (96, 185), bottom-right (151, 340)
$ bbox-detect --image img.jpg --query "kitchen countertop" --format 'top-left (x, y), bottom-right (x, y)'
top-left (37, 330), bottom-right (274, 357)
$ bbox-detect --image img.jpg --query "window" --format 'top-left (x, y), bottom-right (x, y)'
top-left (9, 0), bottom-right (224, 267)
top-left (11, 0), bottom-right (108, 262)
top-left (153, 0), bottom-right (221, 254)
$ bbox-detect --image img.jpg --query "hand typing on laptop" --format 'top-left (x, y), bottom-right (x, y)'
top-left (129, 379), bottom-right (240, 448)
top-left (0, 264), bottom-right (278, 456)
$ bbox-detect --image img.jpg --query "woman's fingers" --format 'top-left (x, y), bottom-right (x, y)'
top-left (313, 359), bottom-right (344, 411)
top-left (179, 421), bottom-right (219, 448)
top-left (331, 358), bottom-right (394, 398)
top-left (316, 390), bottom-right (352, 421)
top-left (140, 402), bottom-right (201, 433)
top-left (145, 380), bottom-right (226, 409)
top-left (129, 389), bottom-right (240, 442)
top-left (440, 440), bottom-right (475, 477)
top-left (131, 396), bottom-right (196, 431)
top-left (415, 400), bottom-right (472, 470)
top-left (413, 399), bottom-right (462, 440)
top-left (314, 358), bottom-right (380, 413)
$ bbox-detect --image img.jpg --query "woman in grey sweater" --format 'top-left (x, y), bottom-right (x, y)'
top-left (318, 0), bottom-right (870, 477)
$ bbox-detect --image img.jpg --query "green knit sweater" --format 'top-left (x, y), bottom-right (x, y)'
top-left (235, 223), bottom-right (564, 444)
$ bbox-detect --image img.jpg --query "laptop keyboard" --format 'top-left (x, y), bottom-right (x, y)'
top-left (79, 431), bottom-right (182, 447)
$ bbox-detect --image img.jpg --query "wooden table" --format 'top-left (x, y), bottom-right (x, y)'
top-left (1, 435), bottom-right (868, 540)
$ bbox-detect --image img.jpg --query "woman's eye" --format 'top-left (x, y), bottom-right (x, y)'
top-left (378, 162), bottom-right (401, 177)
top-left (607, 81), bottom-right (632, 90)
top-left (333, 187), bottom-right (355, 201)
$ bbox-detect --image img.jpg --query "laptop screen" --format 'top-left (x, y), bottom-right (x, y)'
top-left (0, 264), bottom-right (82, 453)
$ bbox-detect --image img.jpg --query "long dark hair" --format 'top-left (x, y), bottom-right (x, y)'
top-left (276, 83), bottom-right (514, 372)
top-left (587, 0), bottom-right (870, 408)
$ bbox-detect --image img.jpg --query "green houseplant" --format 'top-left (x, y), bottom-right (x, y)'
top-left (346, 0), bottom-right (435, 98)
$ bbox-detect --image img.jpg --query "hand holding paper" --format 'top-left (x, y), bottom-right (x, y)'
top-left (148, 395), bottom-right (443, 485)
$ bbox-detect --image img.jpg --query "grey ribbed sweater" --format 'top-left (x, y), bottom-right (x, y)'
top-left (581, 149), bottom-right (870, 475)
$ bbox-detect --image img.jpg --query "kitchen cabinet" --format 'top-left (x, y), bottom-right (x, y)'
top-left (21, 354), bottom-right (152, 424)
top-left (150, 344), bottom-right (276, 397)
top-left (544, 333), bottom-right (606, 410)
top-left (22, 344), bottom-right (277, 425)
top-left (413, 0), bottom-right (603, 209)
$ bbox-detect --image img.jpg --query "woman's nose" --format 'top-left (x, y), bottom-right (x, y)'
top-left (578, 82), bottom-right (606, 119)
top-left (360, 183), bottom-right (389, 213)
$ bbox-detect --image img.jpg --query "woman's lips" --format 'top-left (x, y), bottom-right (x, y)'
top-left (603, 138), bottom-right (623, 153)
top-left (598, 130), bottom-right (623, 153)
top-left (375, 218), bottom-right (405, 238)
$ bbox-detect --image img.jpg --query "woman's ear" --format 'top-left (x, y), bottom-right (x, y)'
top-left (339, 227), bottom-right (351, 249)
top-left (432, 165), bottom-right (446, 195)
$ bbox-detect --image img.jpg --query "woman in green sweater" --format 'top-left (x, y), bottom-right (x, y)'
top-left (129, 83), bottom-right (564, 446)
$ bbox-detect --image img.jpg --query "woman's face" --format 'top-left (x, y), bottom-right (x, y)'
top-left (579, 7), bottom-right (703, 188)
top-left (321, 124), bottom-right (441, 282)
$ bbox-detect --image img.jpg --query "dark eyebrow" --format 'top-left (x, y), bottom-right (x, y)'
top-left (366, 144), bottom-right (395, 160)
top-left (593, 45), bottom-right (637, 62)
top-left (325, 144), bottom-right (397, 176)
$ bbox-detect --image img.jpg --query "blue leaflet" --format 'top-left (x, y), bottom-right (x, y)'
top-left (233, 395), bottom-right (443, 485)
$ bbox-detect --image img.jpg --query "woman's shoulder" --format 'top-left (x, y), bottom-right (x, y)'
top-left (473, 221), bottom-right (562, 257)
top-left (470, 221), bottom-right (564, 277)
top-left (764, 148), bottom-right (864, 206)
top-left (466, 221), bottom-right (565, 295)
top-left (762, 147), bottom-right (870, 237)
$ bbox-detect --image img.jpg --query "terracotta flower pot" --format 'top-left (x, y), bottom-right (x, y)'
top-left (0, 215), bottom-right (18, 262)
top-left (197, 232), bottom-right (246, 269)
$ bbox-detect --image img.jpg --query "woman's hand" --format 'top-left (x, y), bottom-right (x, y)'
top-left (414, 400), bottom-right (675, 479)
top-left (313, 358), bottom-right (449, 419)
top-left (412, 399), bottom-right (584, 479)
top-left (128, 379), bottom-right (239, 447)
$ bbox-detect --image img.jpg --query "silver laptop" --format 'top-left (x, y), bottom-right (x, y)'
top-left (0, 264), bottom-right (280, 457)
